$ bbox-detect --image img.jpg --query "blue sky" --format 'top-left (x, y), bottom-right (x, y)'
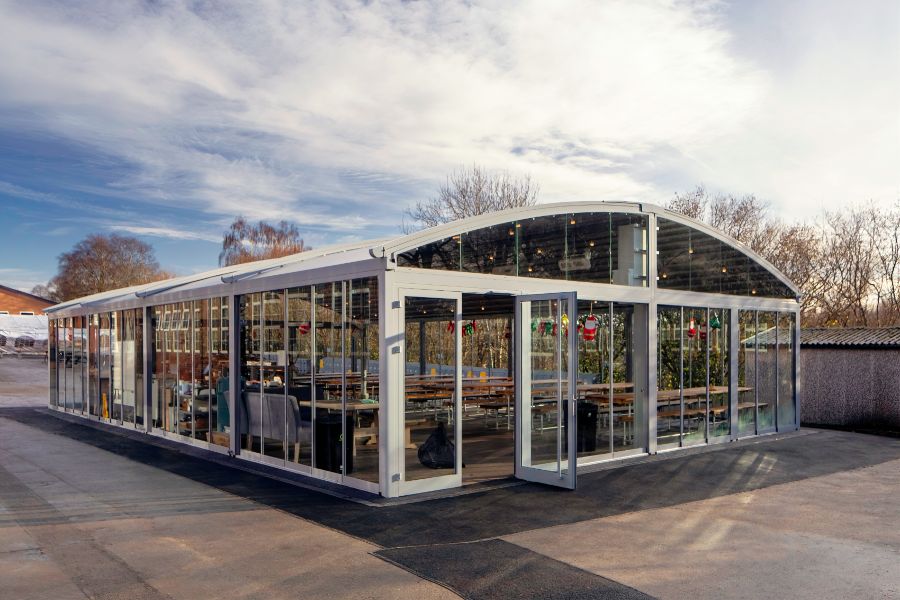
top-left (1, 0), bottom-right (897, 292)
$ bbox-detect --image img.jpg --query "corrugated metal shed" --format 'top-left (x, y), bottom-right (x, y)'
top-left (801, 326), bottom-right (900, 348)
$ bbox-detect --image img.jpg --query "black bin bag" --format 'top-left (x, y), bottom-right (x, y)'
top-left (417, 421), bottom-right (455, 469)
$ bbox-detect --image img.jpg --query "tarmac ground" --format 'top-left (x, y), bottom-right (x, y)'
top-left (1, 357), bottom-right (898, 599)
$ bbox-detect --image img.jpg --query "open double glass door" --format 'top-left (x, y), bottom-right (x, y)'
top-left (515, 293), bottom-right (577, 489)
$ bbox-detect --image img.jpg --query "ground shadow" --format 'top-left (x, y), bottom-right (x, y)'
top-left (3, 407), bottom-right (898, 549)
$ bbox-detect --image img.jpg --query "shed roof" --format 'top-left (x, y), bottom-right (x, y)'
top-left (801, 326), bottom-right (900, 348)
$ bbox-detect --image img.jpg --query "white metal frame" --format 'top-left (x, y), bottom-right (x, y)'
top-left (46, 201), bottom-right (803, 499)
top-left (514, 292), bottom-right (578, 490)
top-left (394, 288), bottom-right (463, 496)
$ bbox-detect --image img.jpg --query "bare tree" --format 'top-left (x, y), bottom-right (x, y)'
top-left (30, 283), bottom-right (60, 303)
top-left (815, 209), bottom-right (879, 326)
top-left (669, 187), bottom-right (900, 327)
top-left (219, 217), bottom-right (311, 266)
top-left (51, 234), bottom-right (171, 301)
top-left (670, 185), bottom-right (781, 257)
top-left (404, 165), bottom-right (539, 232)
top-left (869, 201), bottom-right (900, 326)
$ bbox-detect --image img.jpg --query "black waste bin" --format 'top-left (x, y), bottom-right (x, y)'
top-left (564, 400), bottom-right (599, 452)
top-left (314, 412), bottom-right (354, 474)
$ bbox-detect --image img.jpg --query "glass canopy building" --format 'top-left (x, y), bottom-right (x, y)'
top-left (47, 202), bottom-right (800, 497)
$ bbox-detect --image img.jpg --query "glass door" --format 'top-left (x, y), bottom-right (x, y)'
top-left (399, 290), bottom-right (462, 494)
top-left (515, 292), bottom-right (577, 489)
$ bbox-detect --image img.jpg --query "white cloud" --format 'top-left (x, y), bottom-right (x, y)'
top-left (0, 0), bottom-right (894, 229)
top-left (0, 268), bottom-right (48, 292)
top-left (106, 224), bottom-right (221, 243)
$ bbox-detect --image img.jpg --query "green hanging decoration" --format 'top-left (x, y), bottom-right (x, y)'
top-left (710, 313), bottom-right (722, 329)
top-left (543, 320), bottom-right (554, 336)
top-left (463, 321), bottom-right (477, 337)
top-left (531, 319), bottom-right (538, 332)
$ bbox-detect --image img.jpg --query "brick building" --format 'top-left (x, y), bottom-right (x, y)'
top-left (0, 284), bottom-right (54, 315)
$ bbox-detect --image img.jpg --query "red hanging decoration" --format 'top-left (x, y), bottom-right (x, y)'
top-left (447, 320), bottom-right (455, 334)
top-left (581, 314), bottom-right (599, 341)
top-left (298, 322), bottom-right (311, 335)
top-left (699, 322), bottom-right (707, 341)
top-left (687, 317), bottom-right (697, 338)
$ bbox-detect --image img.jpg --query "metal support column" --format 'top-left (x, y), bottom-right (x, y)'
top-left (228, 294), bottom-right (240, 457)
top-left (143, 306), bottom-right (153, 433)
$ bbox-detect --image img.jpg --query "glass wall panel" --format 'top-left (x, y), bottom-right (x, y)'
top-left (122, 311), bottom-right (136, 425)
top-left (135, 310), bottom-right (144, 427)
top-left (461, 222), bottom-right (519, 276)
top-left (526, 297), bottom-right (571, 470)
top-left (262, 291), bottom-right (288, 460)
top-left (49, 319), bottom-right (58, 407)
top-left (656, 307), bottom-right (682, 446)
top-left (286, 288), bottom-right (313, 465)
top-left (314, 283), bottom-right (347, 474)
top-left (210, 297), bottom-right (230, 448)
top-left (99, 313), bottom-right (111, 418)
top-left (575, 301), bottom-right (611, 459)
top-left (777, 312), bottom-right (796, 430)
top-left (346, 277), bottom-right (379, 483)
top-left (74, 316), bottom-right (86, 413)
top-left (398, 212), bottom-right (648, 287)
top-left (66, 317), bottom-right (75, 410)
top-left (757, 311), bottom-right (777, 431)
top-left (612, 303), bottom-right (638, 452)
top-left (191, 300), bottom-right (211, 441)
top-left (174, 302), bottom-right (192, 437)
top-left (403, 296), bottom-right (457, 481)
top-left (111, 311), bottom-right (122, 421)
top-left (737, 310), bottom-right (757, 435)
top-left (89, 315), bottom-right (100, 417)
top-left (709, 309), bottom-right (730, 438)
top-left (65, 317), bottom-right (74, 411)
top-left (657, 217), bottom-right (794, 298)
top-left (682, 307), bottom-right (708, 445)
top-left (58, 319), bottom-right (67, 409)
top-left (240, 293), bottom-right (262, 452)
top-left (151, 307), bottom-right (164, 429)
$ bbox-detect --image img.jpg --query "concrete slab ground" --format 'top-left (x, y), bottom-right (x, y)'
top-left (0, 414), bottom-right (457, 600)
top-left (2, 357), bottom-right (899, 599)
top-left (506, 458), bottom-right (900, 600)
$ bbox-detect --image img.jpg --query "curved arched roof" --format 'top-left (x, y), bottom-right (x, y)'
top-left (47, 200), bottom-right (799, 315)
top-left (374, 201), bottom-right (799, 298)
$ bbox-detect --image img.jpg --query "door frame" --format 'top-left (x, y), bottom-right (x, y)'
top-left (396, 288), bottom-right (463, 495)
top-left (514, 292), bottom-right (577, 489)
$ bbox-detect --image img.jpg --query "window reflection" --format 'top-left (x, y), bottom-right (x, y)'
top-left (398, 212), bottom-right (648, 287)
top-left (776, 313), bottom-right (795, 430)
top-left (757, 311), bottom-right (777, 431)
top-left (737, 310), bottom-right (757, 435)
top-left (657, 218), bottom-right (794, 298)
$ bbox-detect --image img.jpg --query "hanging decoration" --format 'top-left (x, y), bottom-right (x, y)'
top-left (542, 320), bottom-right (554, 336)
top-left (710, 313), bottom-right (722, 329)
top-left (687, 317), bottom-right (697, 338)
top-left (463, 320), bottom-right (477, 337)
top-left (699, 322), bottom-right (707, 341)
top-left (561, 314), bottom-right (570, 337)
top-left (580, 314), bottom-right (599, 341)
top-left (531, 319), bottom-right (538, 333)
top-left (298, 322), bottom-right (311, 335)
top-left (447, 320), bottom-right (455, 334)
